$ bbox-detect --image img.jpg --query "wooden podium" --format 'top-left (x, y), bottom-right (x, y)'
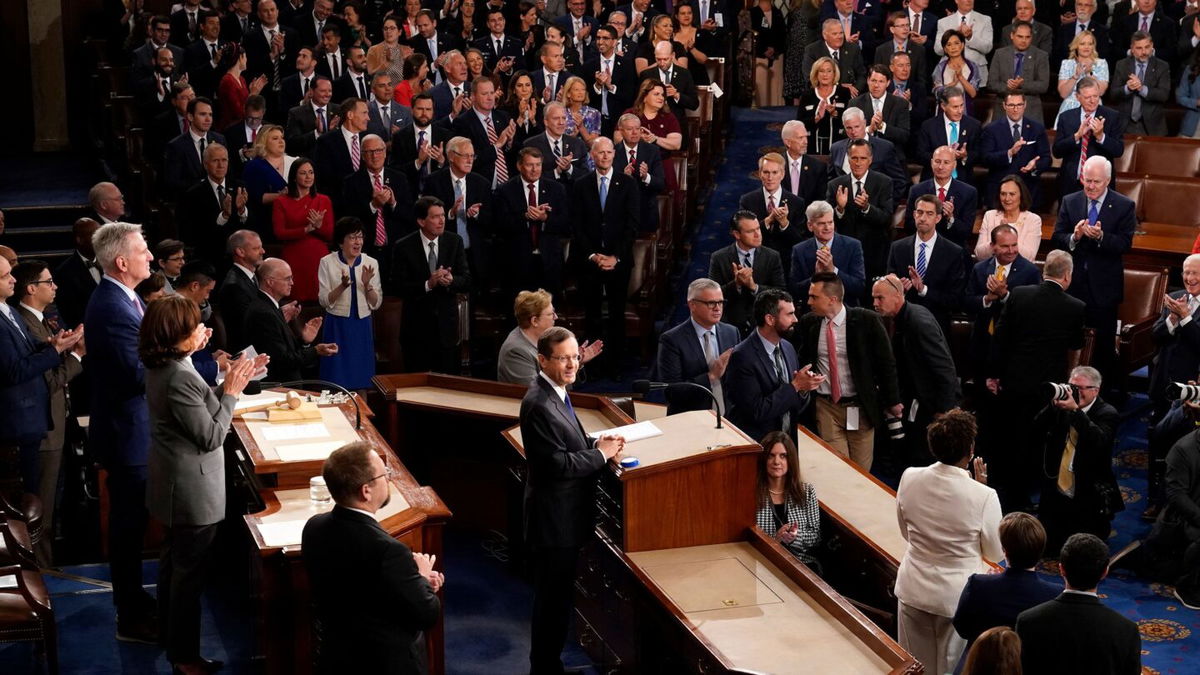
top-left (230, 390), bottom-right (451, 675)
top-left (504, 412), bottom-right (922, 674)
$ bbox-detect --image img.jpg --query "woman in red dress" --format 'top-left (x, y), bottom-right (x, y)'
top-left (273, 158), bottom-right (334, 303)
top-left (215, 45), bottom-right (266, 130)
top-left (620, 79), bottom-right (683, 194)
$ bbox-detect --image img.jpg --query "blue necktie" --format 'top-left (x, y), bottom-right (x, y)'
top-left (1087, 199), bottom-right (1099, 226)
top-left (916, 241), bottom-right (928, 277)
top-left (948, 121), bottom-right (959, 179)
top-left (1014, 52), bottom-right (1024, 77)
top-left (453, 178), bottom-right (470, 248)
top-left (2, 307), bottom-right (33, 347)
top-left (599, 175), bottom-right (609, 209)
top-left (564, 393), bottom-right (578, 421)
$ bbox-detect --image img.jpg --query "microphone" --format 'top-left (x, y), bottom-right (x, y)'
top-left (246, 379), bottom-right (363, 429)
top-left (631, 379), bottom-right (723, 428)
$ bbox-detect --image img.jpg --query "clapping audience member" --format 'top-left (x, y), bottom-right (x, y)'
top-left (246, 258), bottom-right (339, 382)
top-left (708, 211), bottom-right (786, 336)
top-left (53, 217), bottom-right (102, 328)
top-left (162, 97), bottom-right (227, 199)
top-left (789, 200), bottom-right (866, 307)
top-left (498, 288), bottom-right (602, 384)
top-left (780, 120), bottom-right (829, 207)
top-left (318, 218), bottom-right (383, 389)
top-left (964, 225), bottom-right (1042, 393)
top-left (906, 145), bottom-right (979, 248)
top-left (620, 80), bottom-right (683, 196)
top-left (218, 230), bottom-right (266, 353)
top-left (342, 134), bottom-right (414, 275)
top-left (656, 278), bottom-right (738, 414)
top-left (1052, 76), bottom-right (1124, 198)
top-left (895, 409), bottom-right (1002, 675)
top-left (273, 158), bottom-right (334, 303)
top-left (756, 431), bottom-right (822, 567)
top-left (797, 57), bottom-right (850, 155)
top-left (828, 139), bottom-right (893, 281)
top-left (887, 193), bottom-right (965, 338)
top-left (242, 124), bottom-right (297, 235)
top-left (215, 44), bottom-right (267, 130)
top-left (981, 93), bottom-right (1051, 209)
top-left (739, 153), bottom-right (806, 275)
top-left (178, 143), bottom-right (252, 264)
top-left (613, 113), bottom-right (666, 235)
top-left (494, 147), bottom-right (569, 301)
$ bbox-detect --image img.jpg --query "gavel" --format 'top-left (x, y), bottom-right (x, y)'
top-left (233, 390), bottom-right (304, 416)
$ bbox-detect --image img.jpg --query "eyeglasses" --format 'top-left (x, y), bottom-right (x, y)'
top-left (30, 279), bottom-right (56, 286)
top-left (546, 354), bottom-right (582, 364)
top-left (345, 233), bottom-right (365, 241)
top-left (364, 465), bottom-right (397, 486)
top-left (690, 299), bottom-right (725, 309)
top-left (269, 275), bottom-right (294, 283)
top-left (1003, 101), bottom-right (1027, 108)
top-left (872, 275), bottom-right (903, 293)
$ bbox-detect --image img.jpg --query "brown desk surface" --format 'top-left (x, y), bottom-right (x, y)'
top-left (615, 410), bottom-right (756, 471)
top-left (794, 429), bottom-right (907, 564)
top-left (245, 483), bottom-right (410, 552)
top-left (629, 542), bottom-right (895, 674)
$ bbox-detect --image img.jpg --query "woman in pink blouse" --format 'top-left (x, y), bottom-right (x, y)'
top-left (974, 176), bottom-right (1042, 262)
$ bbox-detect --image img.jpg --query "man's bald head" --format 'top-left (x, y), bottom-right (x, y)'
top-left (256, 257), bottom-right (288, 285)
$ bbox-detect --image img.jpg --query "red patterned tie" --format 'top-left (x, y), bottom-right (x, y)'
top-left (1079, 113), bottom-right (1090, 182)
top-left (485, 116), bottom-right (508, 185)
top-left (350, 134), bottom-right (361, 171)
top-left (938, 187), bottom-right (946, 203)
top-left (372, 172), bottom-right (387, 246)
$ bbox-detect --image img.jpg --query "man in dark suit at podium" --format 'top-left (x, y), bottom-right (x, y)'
top-left (656, 278), bottom-right (739, 415)
top-left (303, 442), bottom-right (443, 675)
top-left (725, 288), bottom-right (825, 442)
top-left (520, 326), bottom-right (624, 675)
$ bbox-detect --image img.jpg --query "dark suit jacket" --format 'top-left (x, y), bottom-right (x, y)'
top-left (1114, 11), bottom-right (1178, 66)
top-left (450, 108), bottom-right (514, 188)
top-left (614, 140), bottom-right (665, 231)
top-left (182, 38), bottom-right (226, 99)
top-left (789, 233), bottom-right (867, 307)
top-left (523, 132), bottom-right (589, 184)
top-left (724, 331), bottom-right (812, 442)
top-left (278, 71), bottom-right (313, 113)
top-left (1052, 105), bottom-right (1125, 196)
top-left (1149, 290), bottom-right (1200, 404)
top-left (848, 93), bottom-right (912, 157)
top-left (782, 154), bottom-right (828, 207)
top-left (1015, 593), bottom-right (1141, 675)
top-left (1051, 189), bottom-right (1136, 308)
top-left (409, 30), bottom-right (463, 77)
top-left (817, 9), bottom-right (877, 59)
top-left (302, 506), bottom-right (441, 675)
top-left (801, 41), bottom-right (867, 93)
top-left (162, 131), bottom-right (228, 197)
top-left (131, 41), bottom-right (187, 82)
top-left (986, 46), bottom-right (1052, 124)
top-left (52, 253), bottom-right (100, 328)
top-left (916, 114), bottom-right (983, 186)
top-left (964, 255), bottom-right (1042, 374)
top-left (989, 280), bottom-right (1086, 393)
top-left (292, 13), bottom-right (347, 50)
top-left (530, 69), bottom-right (570, 101)
top-left (420, 168), bottom-right (494, 255)
top-left (1054, 21), bottom-right (1111, 65)
top-left (16, 305), bottom-right (82, 449)
top-left (365, 99), bottom-right (412, 144)
top-left (245, 290), bottom-right (317, 382)
top-left (636, 65), bottom-right (699, 124)
top-left (904, 178), bottom-right (979, 247)
top-left (874, 39), bottom-right (928, 90)
top-left (1110, 56), bottom-right (1172, 137)
top-left (391, 123), bottom-right (451, 193)
top-left (888, 80), bottom-right (930, 135)
top-left (708, 244), bottom-right (786, 335)
top-left (827, 171), bottom-right (893, 278)
top-left (656, 319), bottom-right (740, 414)
top-left (169, 8), bottom-right (203, 47)
top-left (798, 307), bottom-right (901, 428)
top-left (221, 120), bottom-right (257, 180)
top-left (520, 375), bottom-right (605, 548)
top-left (336, 69), bottom-right (372, 105)
top-left (313, 127), bottom-right (365, 199)
top-left (570, 170), bottom-right (639, 265)
top-left (220, 12), bottom-right (255, 44)
top-left (494, 176), bottom-right (570, 294)
top-left (341, 168), bottom-right (416, 255)
top-left (981, 116), bottom-right (1051, 206)
top-left (953, 569), bottom-right (1062, 645)
top-left (84, 279), bottom-right (149, 467)
top-left (177, 178), bottom-right (251, 263)
top-left (427, 79), bottom-right (470, 120)
top-left (826, 135), bottom-right (909, 203)
top-left (1035, 395), bottom-right (1121, 513)
top-left (0, 306), bottom-right (60, 443)
top-left (243, 24), bottom-right (301, 95)
top-left (216, 266), bottom-right (260, 352)
top-left (583, 53), bottom-right (638, 116)
top-left (891, 301), bottom-right (961, 415)
top-left (473, 33), bottom-right (525, 70)
top-left (887, 233), bottom-right (965, 334)
top-left (285, 101), bottom-right (332, 156)
top-left (738, 189), bottom-right (807, 272)
top-left (391, 230), bottom-right (471, 347)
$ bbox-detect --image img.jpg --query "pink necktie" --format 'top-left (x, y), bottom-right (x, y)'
top-left (350, 134), bottom-right (361, 171)
top-left (372, 172), bottom-right (387, 245)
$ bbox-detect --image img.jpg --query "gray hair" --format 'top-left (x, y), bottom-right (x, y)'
top-left (821, 18), bottom-right (841, 32)
top-left (687, 277), bottom-right (721, 301)
top-left (227, 229), bottom-right (260, 255)
top-left (543, 101), bottom-right (566, 118)
top-left (1071, 365), bottom-right (1101, 388)
top-left (92, 222), bottom-right (143, 273)
top-left (361, 133), bottom-right (385, 149)
top-left (782, 120), bottom-right (807, 139)
top-left (1082, 155), bottom-right (1112, 179)
top-left (609, 10), bottom-right (627, 20)
top-left (806, 200), bottom-right (834, 222)
top-left (1043, 249), bottom-right (1074, 279)
top-left (88, 181), bottom-right (120, 210)
top-left (202, 142), bottom-right (228, 162)
top-left (617, 112), bottom-right (641, 128)
top-left (446, 135), bottom-right (473, 156)
top-left (1185, 253), bottom-right (1200, 268)
top-left (842, 107), bottom-right (865, 124)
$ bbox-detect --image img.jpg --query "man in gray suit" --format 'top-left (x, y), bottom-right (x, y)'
top-left (1110, 32), bottom-right (1172, 137)
top-left (987, 21), bottom-right (1051, 125)
top-left (365, 71), bottom-right (413, 146)
top-left (708, 211), bottom-right (786, 336)
top-left (996, 0), bottom-right (1053, 55)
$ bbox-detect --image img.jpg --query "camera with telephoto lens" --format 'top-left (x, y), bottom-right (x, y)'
top-left (885, 414), bottom-right (905, 441)
top-left (1169, 382), bottom-right (1200, 404)
top-left (1042, 382), bottom-right (1079, 403)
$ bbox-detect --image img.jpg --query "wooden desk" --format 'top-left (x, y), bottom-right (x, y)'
top-left (237, 395), bottom-right (451, 675)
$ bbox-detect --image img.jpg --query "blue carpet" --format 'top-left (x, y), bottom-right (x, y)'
top-left (0, 155), bottom-right (102, 208)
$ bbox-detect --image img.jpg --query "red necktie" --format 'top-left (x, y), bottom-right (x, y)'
top-left (250, 126), bottom-right (257, 142)
top-left (767, 194), bottom-right (776, 212)
top-left (938, 187), bottom-right (946, 202)
top-left (826, 320), bottom-right (841, 403)
top-left (527, 182), bottom-right (539, 250)
top-left (183, 117), bottom-right (190, 135)
top-left (372, 172), bottom-right (387, 246)
top-left (1079, 113), bottom-right (1091, 181)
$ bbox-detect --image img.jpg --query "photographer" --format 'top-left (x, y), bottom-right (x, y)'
top-left (1034, 366), bottom-right (1121, 553)
top-left (1144, 407), bottom-right (1200, 609)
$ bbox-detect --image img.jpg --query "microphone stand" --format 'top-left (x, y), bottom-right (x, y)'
top-left (633, 380), bottom-right (723, 429)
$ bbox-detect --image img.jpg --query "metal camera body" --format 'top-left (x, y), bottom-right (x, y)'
top-left (1172, 382), bottom-right (1200, 404)
top-left (885, 415), bottom-right (905, 441)
top-left (1044, 382), bottom-right (1080, 403)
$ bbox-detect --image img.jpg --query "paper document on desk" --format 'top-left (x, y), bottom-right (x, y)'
top-left (275, 440), bottom-right (345, 462)
top-left (588, 421), bottom-right (663, 443)
top-left (234, 391), bottom-right (286, 412)
top-left (257, 520), bottom-right (311, 548)
top-left (261, 422), bottom-right (330, 442)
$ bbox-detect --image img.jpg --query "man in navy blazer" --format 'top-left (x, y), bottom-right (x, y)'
top-left (530, 43), bottom-right (571, 102)
top-left (313, 97), bottom-right (369, 205)
top-left (474, 8), bottom-right (525, 71)
top-left (0, 257), bottom-right (84, 496)
top-left (826, 107), bottom-right (909, 204)
top-left (780, 121), bottom-right (829, 206)
top-left (162, 97), bottom-right (228, 198)
top-left (905, 145), bottom-right (979, 248)
top-left (364, 72), bottom-right (413, 145)
top-left (790, 200), bottom-right (867, 308)
top-left (1148, 255), bottom-right (1200, 412)
top-left (738, 153), bottom-right (808, 276)
top-left (428, 52), bottom-right (471, 120)
top-left (583, 27), bottom-right (638, 136)
top-left (450, 75), bottom-right (515, 189)
top-left (724, 289), bottom-right (824, 442)
top-left (657, 279), bottom-right (740, 415)
top-left (980, 92), bottom-right (1051, 209)
top-left (1051, 156), bottom-right (1136, 387)
top-left (887, 194), bottom-right (965, 338)
top-left (963, 224), bottom-right (1042, 386)
top-left (420, 138), bottom-right (496, 290)
top-left (495, 148), bottom-right (571, 300)
top-left (1051, 77), bottom-right (1125, 197)
top-left (915, 87), bottom-right (982, 187)
top-left (523, 103), bottom-right (589, 185)
top-left (826, 139), bottom-right (893, 284)
top-left (614, 115), bottom-right (666, 234)
top-left (84, 223), bottom-right (159, 643)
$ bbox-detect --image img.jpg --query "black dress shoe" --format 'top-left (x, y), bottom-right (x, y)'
top-left (198, 657), bottom-right (224, 672)
top-left (115, 616), bottom-right (160, 645)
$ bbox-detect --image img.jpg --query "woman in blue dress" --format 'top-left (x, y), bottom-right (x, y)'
top-left (317, 217), bottom-right (383, 390)
top-left (241, 124), bottom-right (297, 240)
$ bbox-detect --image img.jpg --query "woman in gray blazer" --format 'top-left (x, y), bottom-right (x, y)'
top-left (140, 295), bottom-right (260, 675)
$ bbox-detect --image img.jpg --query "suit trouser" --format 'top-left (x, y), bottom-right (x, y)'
top-left (897, 600), bottom-right (966, 675)
top-left (106, 463), bottom-right (153, 616)
top-left (159, 522), bottom-right (219, 663)
top-left (1083, 303), bottom-right (1119, 392)
top-left (580, 262), bottom-right (631, 370)
top-left (814, 396), bottom-right (876, 470)
top-left (530, 545), bottom-right (581, 674)
top-left (34, 444), bottom-right (64, 566)
top-left (1039, 488), bottom-right (1111, 555)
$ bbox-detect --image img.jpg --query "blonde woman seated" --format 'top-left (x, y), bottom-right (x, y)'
top-left (756, 431), bottom-right (821, 568)
top-left (497, 289), bottom-right (601, 384)
top-left (974, 175), bottom-right (1042, 263)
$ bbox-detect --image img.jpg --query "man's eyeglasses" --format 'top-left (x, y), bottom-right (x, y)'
top-left (365, 465), bottom-right (397, 486)
top-left (29, 279), bottom-right (56, 286)
top-left (690, 299), bottom-right (725, 309)
top-left (546, 354), bottom-right (582, 364)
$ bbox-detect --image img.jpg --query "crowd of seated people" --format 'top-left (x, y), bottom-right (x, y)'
top-left (4, 0), bottom-right (1200, 671)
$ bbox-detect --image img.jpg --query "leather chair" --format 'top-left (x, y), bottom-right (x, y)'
top-left (1116, 265), bottom-right (1168, 380)
top-left (1127, 138), bottom-right (1200, 179)
top-left (623, 236), bottom-right (659, 361)
top-left (0, 517), bottom-right (57, 675)
top-left (373, 296), bottom-right (404, 374)
top-left (1141, 176), bottom-right (1200, 228)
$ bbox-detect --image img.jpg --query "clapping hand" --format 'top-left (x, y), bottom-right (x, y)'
top-left (775, 522), bottom-right (799, 544)
top-left (49, 326), bottom-right (85, 353)
top-left (971, 456), bottom-right (988, 485)
top-left (853, 186), bottom-right (870, 210)
top-left (580, 339), bottom-right (604, 364)
top-left (301, 316), bottom-right (324, 343)
top-left (1020, 155), bottom-right (1039, 173)
top-left (906, 265), bottom-right (925, 293)
top-left (732, 262), bottom-right (756, 290)
top-left (361, 265), bottom-right (376, 288)
top-left (222, 356), bottom-right (259, 397)
top-left (835, 184), bottom-right (849, 209)
top-left (281, 301), bottom-right (301, 322)
top-left (791, 364), bottom-right (826, 392)
top-left (814, 245), bottom-right (835, 273)
top-left (306, 208), bottom-right (325, 232)
top-left (1164, 293), bottom-right (1192, 319)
